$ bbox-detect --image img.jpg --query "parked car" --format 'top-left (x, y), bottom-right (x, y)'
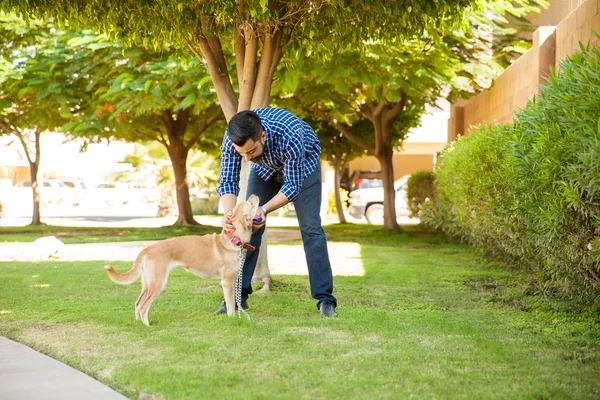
top-left (342, 169), bottom-right (382, 192)
top-left (12, 179), bottom-right (81, 206)
top-left (127, 183), bottom-right (161, 204)
top-left (347, 174), bottom-right (411, 225)
top-left (86, 182), bottom-right (130, 206)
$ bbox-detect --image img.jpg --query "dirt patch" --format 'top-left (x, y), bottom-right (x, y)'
top-left (269, 228), bottom-right (302, 241)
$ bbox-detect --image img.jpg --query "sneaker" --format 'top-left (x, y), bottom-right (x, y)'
top-left (214, 300), bottom-right (249, 315)
top-left (319, 301), bottom-right (338, 318)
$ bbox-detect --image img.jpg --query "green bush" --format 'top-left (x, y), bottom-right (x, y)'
top-left (191, 196), bottom-right (220, 215)
top-left (423, 45), bottom-right (600, 303)
top-left (405, 171), bottom-right (434, 218)
top-left (422, 124), bottom-right (532, 264)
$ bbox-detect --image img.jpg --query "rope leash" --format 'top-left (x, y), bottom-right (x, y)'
top-left (236, 249), bottom-right (251, 320)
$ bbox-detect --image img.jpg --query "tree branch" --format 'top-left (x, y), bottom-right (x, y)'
top-left (187, 108), bottom-right (222, 148)
top-left (238, 23), bottom-right (258, 111)
top-left (134, 129), bottom-right (166, 145)
top-left (383, 91), bottom-right (407, 126)
top-left (314, 107), bottom-right (375, 155)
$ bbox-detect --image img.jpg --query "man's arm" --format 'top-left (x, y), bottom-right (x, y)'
top-left (220, 193), bottom-right (238, 232)
top-left (221, 193), bottom-right (237, 215)
top-left (251, 191), bottom-right (288, 229)
top-left (261, 192), bottom-right (289, 215)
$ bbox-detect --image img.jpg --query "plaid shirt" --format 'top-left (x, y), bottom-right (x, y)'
top-left (217, 108), bottom-right (321, 202)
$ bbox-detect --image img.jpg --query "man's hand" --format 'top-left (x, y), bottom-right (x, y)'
top-left (252, 206), bottom-right (267, 229)
top-left (222, 210), bottom-right (235, 232)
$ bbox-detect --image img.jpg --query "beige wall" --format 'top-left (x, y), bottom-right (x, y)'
top-left (449, 0), bottom-right (600, 140)
top-left (348, 142), bottom-right (447, 179)
top-left (555, 0), bottom-right (600, 62)
top-left (0, 166), bottom-right (29, 184)
top-left (349, 154), bottom-right (436, 180)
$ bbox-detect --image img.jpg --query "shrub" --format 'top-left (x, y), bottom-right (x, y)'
top-left (508, 45), bottom-right (600, 299)
top-left (405, 171), bottom-right (434, 218)
top-left (191, 196), bottom-right (220, 215)
top-left (423, 44), bottom-right (600, 303)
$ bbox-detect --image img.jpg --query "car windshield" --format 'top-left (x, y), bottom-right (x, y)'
top-left (353, 179), bottom-right (383, 190)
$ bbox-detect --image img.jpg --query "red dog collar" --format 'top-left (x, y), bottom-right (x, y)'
top-left (226, 231), bottom-right (255, 251)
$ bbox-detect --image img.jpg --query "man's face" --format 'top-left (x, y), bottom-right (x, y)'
top-left (233, 131), bottom-right (266, 162)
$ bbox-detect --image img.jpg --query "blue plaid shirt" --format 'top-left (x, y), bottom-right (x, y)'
top-left (217, 108), bottom-right (321, 202)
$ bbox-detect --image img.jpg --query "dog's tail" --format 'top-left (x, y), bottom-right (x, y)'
top-left (104, 253), bottom-right (144, 285)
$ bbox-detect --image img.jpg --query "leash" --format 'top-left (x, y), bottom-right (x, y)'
top-left (236, 249), bottom-right (251, 320)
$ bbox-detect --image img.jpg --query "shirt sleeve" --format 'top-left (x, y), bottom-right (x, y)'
top-left (216, 133), bottom-right (241, 197)
top-left (280, 133), bottom-right (306, 202)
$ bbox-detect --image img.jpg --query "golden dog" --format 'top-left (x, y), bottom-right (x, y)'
top-left (104, 195), bottom-right (259, 326)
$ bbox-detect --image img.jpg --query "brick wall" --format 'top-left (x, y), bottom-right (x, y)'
top-left (449, 0), bottom-right (600, 141)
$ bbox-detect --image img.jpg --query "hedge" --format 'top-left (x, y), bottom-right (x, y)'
top-left (422, 44), bottom-right (600, 303)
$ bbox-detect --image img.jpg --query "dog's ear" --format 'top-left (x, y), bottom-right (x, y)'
top-left (244, 202), bottom-right (254, 228)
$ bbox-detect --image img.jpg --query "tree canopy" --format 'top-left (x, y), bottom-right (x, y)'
top-left (2, 0), bottom-right (479, 120)
top-left (0, 13), bottom-right (104, 223)
top-left (70, 40), bottom-right (226, 225)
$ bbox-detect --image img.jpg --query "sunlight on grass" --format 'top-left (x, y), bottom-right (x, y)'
top-left (270, 242), bottom-right (364, 276)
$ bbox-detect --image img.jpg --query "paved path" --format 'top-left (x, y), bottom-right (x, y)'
top-left (0, 337), bottom-right (127, 400)
top-left (0, 234), bottom-right (365, 277)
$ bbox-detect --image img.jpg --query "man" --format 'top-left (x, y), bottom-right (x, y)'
top-left (215, 108), bottom-right (337, 318)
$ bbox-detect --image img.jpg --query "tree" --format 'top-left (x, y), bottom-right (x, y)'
top-left (3, 0), bottom-right (479, 121)
top-left (293, 41), bottom-right (428, 229)
top-left (289, 0), bottom-right (547, 229)
top-left (75, 45), bottom-right (226, 225)
top-left (5, 0), bottom-right (480, 295)
top-left (121, 142), bottom-right (221, 218)
top-left (0, 13), bottom-right (101, 224)
top-left (280, 105), bottom-right (367, 223)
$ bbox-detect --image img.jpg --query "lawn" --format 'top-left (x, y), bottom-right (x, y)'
top-left (1, 224), bottom-right (599, 399)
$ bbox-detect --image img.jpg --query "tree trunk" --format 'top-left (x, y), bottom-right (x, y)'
top-left (29, 162), bottom-right (41, 225)
top-left (376, 146), bottom-right (400, 230)
top-left (332, 156), bottom-right (347, 223)
top-left (186, 17), bottom-right (284, 290)
top-left (15, 128), bottom-right (42, 225)
top-left (170, 148), bottom-right (198, 226)
top-left (162, 110), bottom-right (199, 226)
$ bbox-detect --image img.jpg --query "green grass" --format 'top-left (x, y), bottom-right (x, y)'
top-left (0, 224), bottom-right (220, 243)
top-left (1, 224), bottom-right (599, 399)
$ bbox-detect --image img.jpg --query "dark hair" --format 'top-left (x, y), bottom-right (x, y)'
top-left (227, 110), bottom-right (263, 146)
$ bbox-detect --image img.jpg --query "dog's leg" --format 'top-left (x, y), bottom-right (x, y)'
top-left (135, 276), bottom-right (148, 320)
top-left (137, 259), bottom-right (169, 326)
top-left (221, 276), bottom-right (236, 317)
top-left (138, 280), bottom-right (164, 326)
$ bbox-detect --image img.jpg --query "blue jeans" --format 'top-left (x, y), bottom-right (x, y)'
top-left (242, 165), bottom-right (336, 309)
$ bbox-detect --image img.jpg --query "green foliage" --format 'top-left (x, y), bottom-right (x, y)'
top-left (191, 196), bottom-right (220, 215)
top-left (0, 13), bottom-right (106, 137)
top-left (406, 171), bottom-right (435, 219)
top-left (423, 45), bottom-right (600, 303)
top-left (71, 40), bottom-right (225, 152)
top-left (2, 0), bottom-right (478, 52)
top-left (327, 188), bottom-right (348, 215)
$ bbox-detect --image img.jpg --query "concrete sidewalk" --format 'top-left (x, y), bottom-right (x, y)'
top-left (0, 337), bottom-right (127, 400)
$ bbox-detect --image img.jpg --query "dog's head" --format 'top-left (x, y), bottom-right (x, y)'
top-left (231, 194), bottom-right (260, 231)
